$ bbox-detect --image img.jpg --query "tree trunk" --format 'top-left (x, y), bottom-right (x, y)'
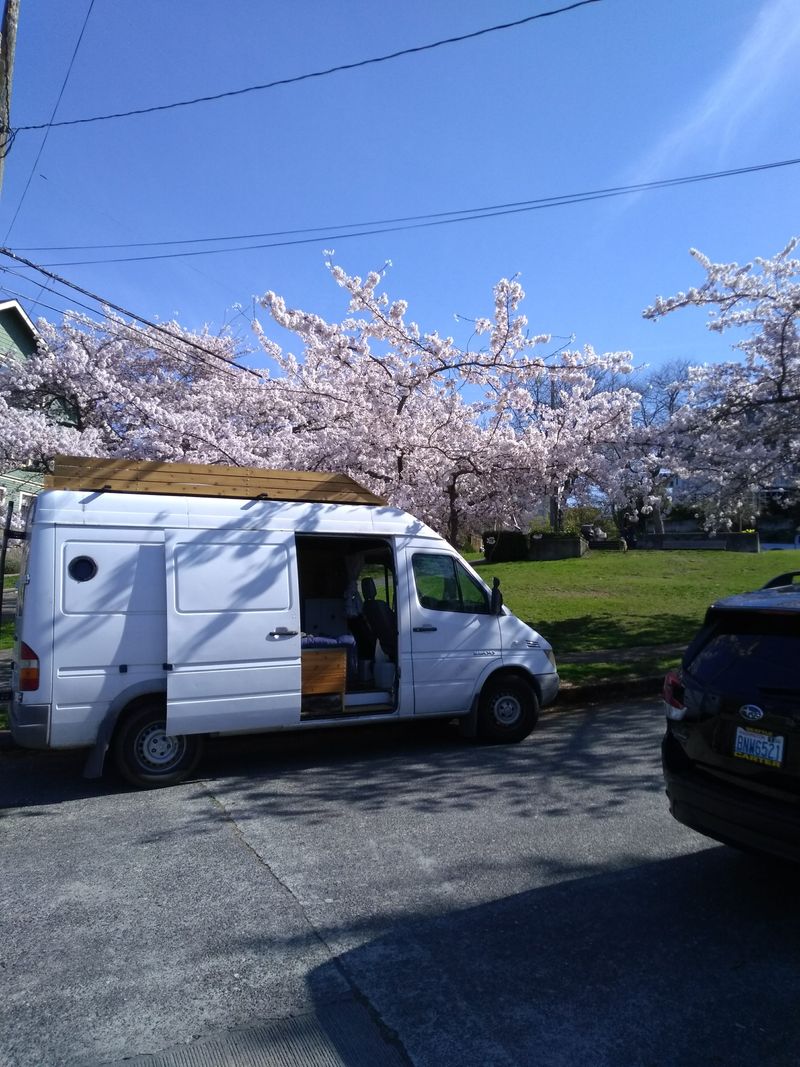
top-left (447, 480), bottom-right (459, 546)
top-left (652, 503), bottom-right (664, 535)
top-left (549, 495), bottom-right (561, 533)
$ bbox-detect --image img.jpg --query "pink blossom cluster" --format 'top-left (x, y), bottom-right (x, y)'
top-left (1, 242), bottom-right (796, 539)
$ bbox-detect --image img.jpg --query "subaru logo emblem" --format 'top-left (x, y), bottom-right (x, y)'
top-left (739, 704), bottom-right (764, 722)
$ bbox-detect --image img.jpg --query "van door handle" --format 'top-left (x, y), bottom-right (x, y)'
top-left (268, 629), bottom-right (299, 637)
top-left (413, 625), bottom-right (437, 632)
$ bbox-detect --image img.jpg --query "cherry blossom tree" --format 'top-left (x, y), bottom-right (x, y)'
top-left (509, 351), bottom-right (638, 531)
top-left (0, 310), bottom-right (274, 468)
top-left (0, 263), bottom-right (637, 542)
top-left (256, 261), bottom-right (636, 540)
top-left (602, 361), bottom-right (692, 534)
top-left (644, 237), bottom-right (800, 529)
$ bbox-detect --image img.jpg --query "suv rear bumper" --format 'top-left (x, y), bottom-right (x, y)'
top-left (663, 733), bottom-right (800, 864)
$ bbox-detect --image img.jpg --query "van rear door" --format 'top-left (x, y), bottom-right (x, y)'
top-left (165, 529), bottom-right (301, 735)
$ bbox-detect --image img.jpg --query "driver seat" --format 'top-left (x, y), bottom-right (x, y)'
top-left (361, 577), bottom-right (397, 662)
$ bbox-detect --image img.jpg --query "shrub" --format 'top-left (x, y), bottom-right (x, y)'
top-left (482, 530), bottom-right (529, 562)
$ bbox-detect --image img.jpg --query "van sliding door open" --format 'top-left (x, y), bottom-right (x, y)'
top-left (164, 530), bottom-right (302, 735)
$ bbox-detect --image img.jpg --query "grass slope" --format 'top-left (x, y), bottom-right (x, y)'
top-left (478, 549), bottom-right (800, 652)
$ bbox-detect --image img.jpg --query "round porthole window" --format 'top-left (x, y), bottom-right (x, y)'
top-left (68, 556), bottom-right (98, 582)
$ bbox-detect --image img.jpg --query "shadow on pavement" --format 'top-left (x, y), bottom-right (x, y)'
top-left (297, 846), bottom-right (800, 1067)
top-left (196, 703), bottom-right (663, 828)
top-left (1, 703), bottom-right (663, 823)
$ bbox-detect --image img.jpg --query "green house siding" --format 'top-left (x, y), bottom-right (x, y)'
top-left (0, 305), bottom-right (38, 361)
top-left (0, 300), bottom-right (45, 516)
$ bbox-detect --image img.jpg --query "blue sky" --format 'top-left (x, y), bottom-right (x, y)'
top-left (1, 0), bottom-right (798, 372)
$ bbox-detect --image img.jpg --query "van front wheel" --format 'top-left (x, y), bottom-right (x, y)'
top-left (112, 704), bottom-right (203, 788)
top-left (477, 677), bottom-right (538, 744)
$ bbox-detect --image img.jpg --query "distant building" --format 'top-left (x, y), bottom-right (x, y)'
top-left (0, 298), bottom-right (44, 523)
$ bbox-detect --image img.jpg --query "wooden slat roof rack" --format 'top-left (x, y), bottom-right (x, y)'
top-left (45, 455), bottom-right (386, 506)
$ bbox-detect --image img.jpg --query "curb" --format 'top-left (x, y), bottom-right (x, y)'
top-left (552, 675), bottom-right (664, 707)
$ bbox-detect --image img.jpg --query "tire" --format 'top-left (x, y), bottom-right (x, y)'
top-left (477, 676), bottom-right (539, 744)
top-left (112, 703), bottom-right (203, 788)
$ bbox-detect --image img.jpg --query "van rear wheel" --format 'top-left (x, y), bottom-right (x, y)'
top-left (112, 704), bottom-right (203, 788)
top-left (477, 677), bottom-right (538, 743)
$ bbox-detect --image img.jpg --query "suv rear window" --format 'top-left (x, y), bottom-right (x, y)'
top-left (685, 611), bottom-right (800, 696)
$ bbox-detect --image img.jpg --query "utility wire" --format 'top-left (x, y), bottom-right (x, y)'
top-left (8, 1), bottom-right (602, 136)
top-left (0, 266), bottom-right (242, 380)
top-left (0, 280), bottom-right (76, 322)
top-left (16, 156), bottom-right (800, 253)
top-left (4, 0), bottom-right (96, 241)
top-left (0, 249), bottom-right (261, 378)
top-left (33, 156), bottom-right (800, 267)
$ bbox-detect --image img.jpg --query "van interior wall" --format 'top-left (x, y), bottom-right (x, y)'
top-left (296, 534), bottom-right (396, 692)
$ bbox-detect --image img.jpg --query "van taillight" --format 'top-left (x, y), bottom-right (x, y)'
top-left (19, 641), bottom-right (40, 691)
top-left (663, 669), bottom-right (685, 720)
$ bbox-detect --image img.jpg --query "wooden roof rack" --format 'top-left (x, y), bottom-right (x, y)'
top-left (45, 455), bottom-right (386, 506)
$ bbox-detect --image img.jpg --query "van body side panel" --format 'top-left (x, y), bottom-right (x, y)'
top-left (165, 530), bottom-right (302, 735)
top-left (50, 528), bottom-right (167, 747)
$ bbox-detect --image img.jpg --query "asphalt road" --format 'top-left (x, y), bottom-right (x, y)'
top-left (2, 699), bottom-right (799, 1067)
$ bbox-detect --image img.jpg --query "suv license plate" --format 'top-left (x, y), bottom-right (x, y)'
top-left (733, 726), bottom-right (784, 768)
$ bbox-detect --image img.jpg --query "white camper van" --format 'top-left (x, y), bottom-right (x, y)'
top-left (8, 458), bottom-right (559, 787)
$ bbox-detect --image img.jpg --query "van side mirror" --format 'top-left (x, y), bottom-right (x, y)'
top-left (490, 577), bottom-right (504, 615)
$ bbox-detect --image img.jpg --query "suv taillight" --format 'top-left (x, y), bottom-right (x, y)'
top-left (663, 669), bottom-right (686, 720)
top-left (19, 641), bottom-right (40, 691)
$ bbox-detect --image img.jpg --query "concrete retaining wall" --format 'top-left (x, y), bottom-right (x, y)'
top-left (636, 533), bottom-right (760, 553)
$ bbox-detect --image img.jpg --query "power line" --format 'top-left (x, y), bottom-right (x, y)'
top-left (0, 248), bottom-right (261, 378)
top-left (17, 155), bottom-right (800, 254)
top-left (32, 156), bottom-right (800, 267)
top-left (4, 0), bottom-right (96, 241)
top-left (0, 267), bottom-right (245, 380)
top-left (8, 1), bottom-right (602, 137)
top-left (0, 280), bottom-right (76, 321)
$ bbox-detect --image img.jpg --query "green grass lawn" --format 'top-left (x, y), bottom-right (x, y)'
top-left (476, 549), bottom-right (800, 654)
top-left (474, 548), bottom-right (800, 687)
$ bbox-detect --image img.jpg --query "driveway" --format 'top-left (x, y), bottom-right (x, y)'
top-left (2, 700), bottom-right (799, 1066)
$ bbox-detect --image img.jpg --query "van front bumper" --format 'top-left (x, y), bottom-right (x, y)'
top-left (538, 672), bottom-right (560, 707)
top-left (10, 698), bottom-right (50, 749)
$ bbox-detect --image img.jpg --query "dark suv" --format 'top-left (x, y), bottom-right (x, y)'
top-left (662, 570), bottom-right (800, 862)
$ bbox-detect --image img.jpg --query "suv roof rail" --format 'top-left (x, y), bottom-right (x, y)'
top-left (762, 571), bottom-right (800, 590)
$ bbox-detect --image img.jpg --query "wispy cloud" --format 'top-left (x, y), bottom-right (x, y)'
top-left (630, 0), bottom-right (800, 182)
